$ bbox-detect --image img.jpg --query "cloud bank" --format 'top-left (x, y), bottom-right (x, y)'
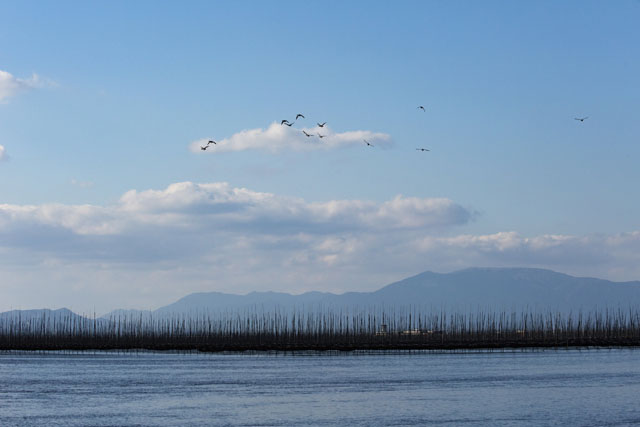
top-left (1, 181), bottom-right (639, 313)
top-left (189, 123), bottom-right (393, 153)
top-left (0, 182), bottom-right (470, 241)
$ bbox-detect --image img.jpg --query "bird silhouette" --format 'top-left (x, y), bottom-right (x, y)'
top-left (574, 117), bottom-right (588, 122)
top-left (283, 122), bottom-right (293, 127)
top-left (207, 140), bottom-right (216, 145)
top-left (296, 114), bottom-right (305, 120)
top-left (317, 134), bottom-right (326, 139)
top-left (418, 106), bottom-right (426, 112)
top-left (281, 119), bottom-right (291, 125)
top-left (200, 145), bottom-right (210, 151)
top-left (364, 139), bottom-right (373, 147)
top-left (317, 122), bottom-right (327, 127)
top-left (416, 148), bottom-right (430, 152)
top-left (302, 130), bottom-right (313, 137)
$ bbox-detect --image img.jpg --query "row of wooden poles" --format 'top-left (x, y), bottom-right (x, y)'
top-left (1, 307), bottom-right (640, 351)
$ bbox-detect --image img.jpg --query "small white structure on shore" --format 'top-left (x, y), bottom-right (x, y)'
top-left (376, 324), bottom-right (389, 336)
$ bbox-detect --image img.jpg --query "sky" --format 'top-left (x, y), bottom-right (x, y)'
top-left (1, 1), bottom-right (639, 314)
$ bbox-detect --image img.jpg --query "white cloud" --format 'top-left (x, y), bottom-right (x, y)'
top-left (0, 70), bottom-right (54, 103)
top-left (0, 145), bottom-right (7, 161)
top-left (189, 122), bottom-right (392, 153)
top-left (0, 182), bottom-right (471, 240)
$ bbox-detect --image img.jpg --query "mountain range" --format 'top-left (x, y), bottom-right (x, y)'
top-left (3, 268), bottom-right (640, 321)
top-left (148, 267), bottom-right (640, 314)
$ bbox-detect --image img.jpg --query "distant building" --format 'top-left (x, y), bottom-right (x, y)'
top-left (400, 329), bottom-right (423, 336)
top-left (376, 324), bottom-right (389, 336)
top-left (376, 325), bottom-right (444, 336)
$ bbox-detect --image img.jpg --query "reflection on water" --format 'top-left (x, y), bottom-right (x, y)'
top-left (0, 349), bottom-right (639, 426)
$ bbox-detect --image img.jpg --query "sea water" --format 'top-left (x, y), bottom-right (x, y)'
top-left (0, 349), bottom-right (638, 426)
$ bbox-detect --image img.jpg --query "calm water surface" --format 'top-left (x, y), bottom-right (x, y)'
top-left (0, 349), bottom-right (639, 426)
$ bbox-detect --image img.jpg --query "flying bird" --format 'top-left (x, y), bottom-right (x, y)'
top-left (207, 140), bottom-right (216, 145)
top-left (574, 117), bottom-right (588, 122)
top-left (364, 139), bottom-right (373, 147)
top-left (295, 114), bottom-right (305, 120)
top-left (283, 122), bottom-right (293, 127)
top-left (317, 122), bottom-right (326, 127)
top-left (302, 130), bottom-right (313, 137)
top-left (200, 145), bottom-right (210, 151)
top-left (317, 134), bottom-right (326, 139)
top-left (416, 148), bottom-right (430, 152)
top-left (418, 106), bottom-right (426, 112)
top-left (281, 119), bottom-right (291, 125)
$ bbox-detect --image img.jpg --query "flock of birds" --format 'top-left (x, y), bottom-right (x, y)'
top-left (278, 114), bottom-right (348, 144)
top-left (201, 108), bottom-right (432, 151)
top-left (200, 107), bottom-right (589, 151)
top-left (201, 114), bottom-right (339, 151)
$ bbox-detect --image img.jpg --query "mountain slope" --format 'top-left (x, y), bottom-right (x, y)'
top-left (368, 267), bottom-right (640, 310)
top-left (0, 308), bottom-right (106, 328)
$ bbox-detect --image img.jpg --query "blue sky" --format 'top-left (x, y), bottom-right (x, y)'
top-left (1, 1), bottom-right (639, 313)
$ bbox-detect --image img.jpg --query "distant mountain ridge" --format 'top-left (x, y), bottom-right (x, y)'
top-left (124, 267), bottom-right (640, 316)
top-left (0, 308), bottom-right (79, 320)
top-left (3, 268), bottom-right (640, 320)
top-left (0, 308), bottom-right (106, 328)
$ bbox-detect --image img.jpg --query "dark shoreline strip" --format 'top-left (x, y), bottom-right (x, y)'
top-left (2, 308), bottom-right (639, 352)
